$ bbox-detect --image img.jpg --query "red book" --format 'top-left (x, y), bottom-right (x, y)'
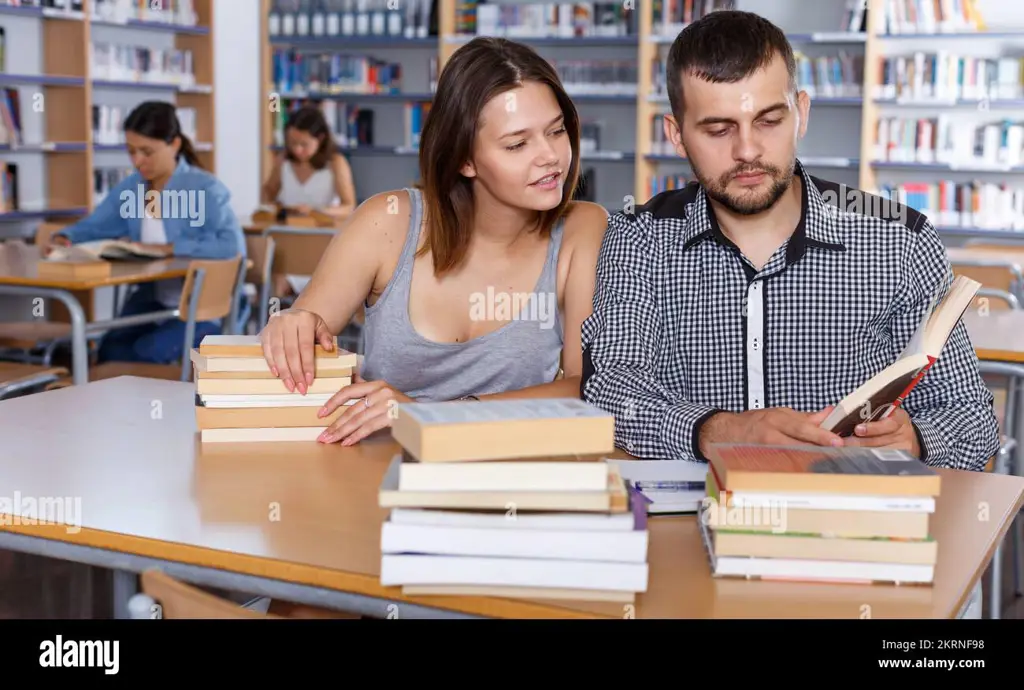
top-left (820, 274), bottom-right (980, 437)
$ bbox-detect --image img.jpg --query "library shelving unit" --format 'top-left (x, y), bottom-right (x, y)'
top-left (0, 0), bottom-right (215, 231)
top-left (259, 0), bottom-right (1024, 239)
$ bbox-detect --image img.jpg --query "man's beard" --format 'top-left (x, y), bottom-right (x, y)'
top-left (689, 155), bottom-right (796, 216)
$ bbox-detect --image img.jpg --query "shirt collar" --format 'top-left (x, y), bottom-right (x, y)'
top-left (673, 159), bottom-right (846, 259)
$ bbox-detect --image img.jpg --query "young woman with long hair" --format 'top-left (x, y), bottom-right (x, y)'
top-left (48, 100), bottom-right (245, 364)
top-left (257, 37), bottom-right (609, 445)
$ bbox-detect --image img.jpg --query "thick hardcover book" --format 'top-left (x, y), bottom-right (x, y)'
top-left (820, 275), bottom-right (980, 437)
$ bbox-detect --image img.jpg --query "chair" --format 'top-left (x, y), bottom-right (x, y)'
top-left (263, 226), bottom-right (363, 353)
top-left (0, 222), bottom-right (101, 365)
top-left (973, 286), bottom-right (1023, 618)
top-left (243, 233), bottom-right (276, 334)
top-left (0, 361), bottom-right (68, 400)
top-left (127, 569), bottom-right (283, 619)
top-left (46, 254), bottom-right (244, 387)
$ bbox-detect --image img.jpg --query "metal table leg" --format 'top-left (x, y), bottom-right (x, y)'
top-left (0, 286), bottom-right (89, 386)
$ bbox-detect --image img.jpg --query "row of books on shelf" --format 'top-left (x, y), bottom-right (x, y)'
top-left (271, 49), bottom-right (424, 96)
top-left (876, 54), bottom-right (1024, 103)
top-left (269, 0), bottom-right (438, 40)
top-left (881, 0), bottom-right (987, 35)
top-left (651, 0), bottom-right (736, 37)
top-left (879, 180), bottom-right (1024, 230)
top-left (0, 0), bottom-right (82, 13)
top-left (94, 166), bottom-right (133, 206)
top-left (463, 1), bottom-right (637, 38)
top-left (647, 173), bottom-right (690, 197)
top-left (650, 54), bottom-right (864, 101)
top-left (0, 87), bottom-right (20, 146)
top-left (92, 104), bottom-right (197, 147)
top-left (556, 61), bottom-right (636, 97)
top-left (874, 116), bottom-right (1024, 169)
top-left (0, 161), bottom-right (17, 211)
top-left (90, 42), bottom-right (196, 88)
top-left (92, 0), bottom-right (198, 26)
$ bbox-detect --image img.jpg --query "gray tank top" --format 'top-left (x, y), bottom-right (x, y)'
top-left (359, 187), bottom-right (565, 402)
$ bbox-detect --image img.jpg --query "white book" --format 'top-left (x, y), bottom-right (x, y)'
top-left (388, 507), bottom-right (635, 531)
top-left (380, 554), bottom-right (649, 592)
top-left (380, 520), bottom-right (648, 563)
top-left (200, 427), bottom-right (326, 443)
top-left (397, 460), bottom-right (610, 492)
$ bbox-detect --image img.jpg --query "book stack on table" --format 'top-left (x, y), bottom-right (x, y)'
top-left (378, 398), bottom-right (650, 603)
top-left (191, 335), bottom-right (358, 443)
top-left (699, 444), bottom-right (941, 586)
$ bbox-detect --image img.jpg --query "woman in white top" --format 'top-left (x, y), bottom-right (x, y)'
top-left (261, 104), bottom-right (357, 295)
top-left (262, 104), bottom-right (357, 217)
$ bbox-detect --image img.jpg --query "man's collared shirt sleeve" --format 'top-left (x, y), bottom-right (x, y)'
top-left (893, 219), bottom-right (1001, 471)
top-left (581, 210), bottom-right (721, 461)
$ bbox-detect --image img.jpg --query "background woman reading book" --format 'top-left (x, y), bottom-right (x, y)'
top-left (46, 101), bottom-right (245, 364)
top-left (258, 37), bottom-right (608, 446)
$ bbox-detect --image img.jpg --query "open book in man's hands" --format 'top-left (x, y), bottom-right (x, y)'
top-left (47, 239), bottom-right (170, 262)
top-left (819, 274), bottom-right (981, 437)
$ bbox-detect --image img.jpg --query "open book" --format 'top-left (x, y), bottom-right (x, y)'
top-left (820, 274), bottom-right (981, 437)
top-left (47, 239), bottom-right (170, 262)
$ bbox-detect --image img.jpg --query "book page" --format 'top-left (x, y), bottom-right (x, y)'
top-left (397, 399), bottom-right (612, 425)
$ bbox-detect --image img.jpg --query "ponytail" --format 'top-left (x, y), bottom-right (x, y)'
top-left (176, 133), bottom-right (203, 169)
top-left (123, 100), bottom-right (205, 170)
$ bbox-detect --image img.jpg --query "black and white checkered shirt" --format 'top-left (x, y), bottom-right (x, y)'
top-left (580, 160), bottom-right (1000, 471)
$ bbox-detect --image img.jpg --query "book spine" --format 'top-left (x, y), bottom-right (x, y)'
top-left (882, 356), bottom-right (938, 419)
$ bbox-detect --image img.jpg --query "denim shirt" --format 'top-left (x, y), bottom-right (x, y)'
top-left (57, 158), bottom-right (246, 261)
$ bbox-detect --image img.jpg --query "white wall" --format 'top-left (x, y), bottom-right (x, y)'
top-left (213, 0), bottom-right (261, 219)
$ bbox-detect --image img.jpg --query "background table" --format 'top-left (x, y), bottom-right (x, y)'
top-left (0, 242), bottom-right (192, 385)
top-left (0, 376), bottom-right (1021, 619)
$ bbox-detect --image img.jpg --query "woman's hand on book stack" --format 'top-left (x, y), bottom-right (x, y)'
top-left (316, 372), bottom-right (413, 445)
top-left (843, 407), bottom-right (921, 457)
top-left (259, 307), bottom-right (336, 394)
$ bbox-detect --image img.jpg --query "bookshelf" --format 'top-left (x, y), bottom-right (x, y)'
top-left (259, 0), bottom-right (1024, 240)
top-left (0, 0), bottom-right (215, 232)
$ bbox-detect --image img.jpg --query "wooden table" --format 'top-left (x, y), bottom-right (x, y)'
top-left (0, 377), bottom-right (1021, 619)
top-left (0, 242), bottom-right (192, 385)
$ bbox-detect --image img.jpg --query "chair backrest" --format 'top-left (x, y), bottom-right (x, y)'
top-left (949, 245), bottom-right (1024, 297)
top-left (973, 287), bottom-right (1020, 312)
top-left (138, 569), bottom-right (281, 619)
top-left (266, 228), bottom-right (337, 276)
top-left (244, 234), bottom-right (276, 286)
top-left (178, 255), bottom-right (244, 322)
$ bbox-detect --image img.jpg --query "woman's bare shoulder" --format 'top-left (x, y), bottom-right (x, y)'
top-left (560, 201), bottom-right (609, 257)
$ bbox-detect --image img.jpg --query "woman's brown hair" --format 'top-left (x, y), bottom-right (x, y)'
top-left (284, 104), bottom-right (337, 170)
top-left (416, 37), bottom-right (581, 276)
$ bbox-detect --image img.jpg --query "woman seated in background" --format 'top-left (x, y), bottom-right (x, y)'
top-left (258, 36), bottom-right (609, 446)
top-left (261, 104), bottom-right (357, 219)
top-left (261, 104), bottom-right (357, 298)
top-left (48, 101), bottom-right (245, 365)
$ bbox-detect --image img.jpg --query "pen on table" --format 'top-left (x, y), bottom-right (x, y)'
top-left (632, 481), bottom-right (705, 491)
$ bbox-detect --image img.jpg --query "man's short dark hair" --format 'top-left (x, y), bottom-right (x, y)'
top-left (666, 10), bottom-right (797, 119)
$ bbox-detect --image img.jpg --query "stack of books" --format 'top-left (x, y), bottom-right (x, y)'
top-left (191, 335), bottom-right (358, 443)
top-left (699, 444), bottom-right (942, 586)
top-left (377, 398), bottom-right (650, 603)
